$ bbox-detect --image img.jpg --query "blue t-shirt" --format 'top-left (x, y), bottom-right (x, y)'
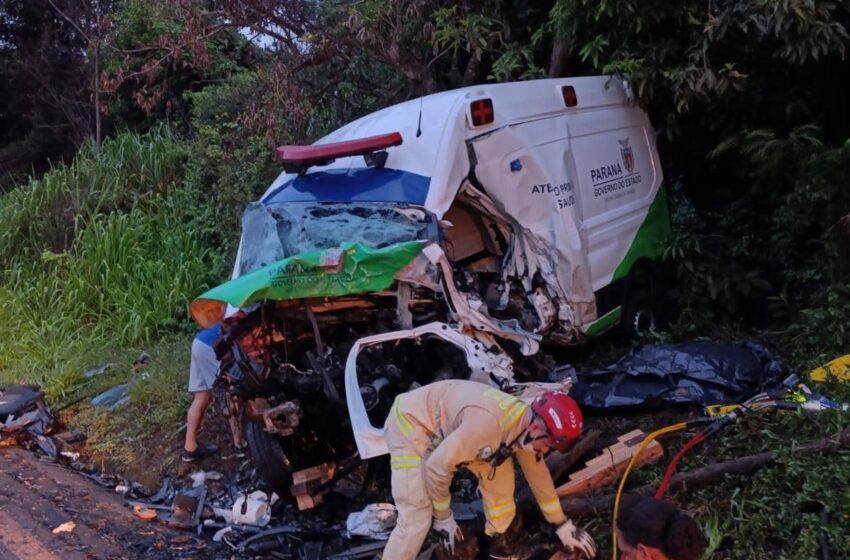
top-left (195, 323), bottom-right (221, 347)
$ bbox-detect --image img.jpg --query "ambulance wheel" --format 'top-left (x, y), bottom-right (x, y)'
top-left (245, 420), bottom-right (294, 496)
top-left (623, 289), bottom-right (657, 338)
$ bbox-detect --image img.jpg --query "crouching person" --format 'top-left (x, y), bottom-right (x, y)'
top-left (381, 379), bottom-right (596, 560)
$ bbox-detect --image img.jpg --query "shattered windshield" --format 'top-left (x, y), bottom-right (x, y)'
top-left (239, 201), bottom-right (437, 274)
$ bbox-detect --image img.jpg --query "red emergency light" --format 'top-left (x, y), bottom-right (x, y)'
top-left (470, 98), bottom-right (494, 126)
top-left (276, 132), bottom-right (403, 174)
top-left (561, 85), bottom-right (578, 107)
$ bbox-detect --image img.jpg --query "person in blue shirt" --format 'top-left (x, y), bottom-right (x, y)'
top-left (182, 323), bottom-right (221, 462)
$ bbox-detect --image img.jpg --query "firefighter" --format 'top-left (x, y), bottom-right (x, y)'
top-left (381, 379), bottom-right (596, 560)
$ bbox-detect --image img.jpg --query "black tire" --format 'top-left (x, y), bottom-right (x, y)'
top-left (622, 289), bottom-right (658, 339)
top-left (244, 420), bottom-right (294, 497)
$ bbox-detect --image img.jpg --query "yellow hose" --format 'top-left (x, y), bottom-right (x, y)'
top-left (611, 422), bottom-right (688, 559)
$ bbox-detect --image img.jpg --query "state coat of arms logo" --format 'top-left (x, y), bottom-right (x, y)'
top-left (619, 138), bottom-right (634, 173)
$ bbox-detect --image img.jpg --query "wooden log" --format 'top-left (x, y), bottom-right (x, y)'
top-left (546, 429), bottom-right (603, 484)
top-left (291, 461), bottom-right (336, 511)
top-left (515, 429), bottom-right (603, 510)
top-left (559, 427), bottom-right (850, 517)
top-left (556, 430), bottom-right (664, 497)
top-left (291, 462), bottom-right (336, 486)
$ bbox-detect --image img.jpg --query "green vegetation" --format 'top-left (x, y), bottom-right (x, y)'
top-left (0, 130), bottom-right (223, 398)
top-left (1, 0), bottom-right (848, 557)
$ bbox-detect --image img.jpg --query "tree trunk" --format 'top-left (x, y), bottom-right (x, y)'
top-left (94, 42), bottom-right (101, 151)
top-left (547, 36), bottom-right (572, 78)
top-left (93, 0), bottom-right (101, 151)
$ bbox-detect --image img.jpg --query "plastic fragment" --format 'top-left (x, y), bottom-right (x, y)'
top-left (133, 504), bottom-right (158, 522)
top-left (52, 521), bottom-right (76, 534)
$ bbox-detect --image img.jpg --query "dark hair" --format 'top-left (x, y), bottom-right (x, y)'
top-left (617, 494), bottom-right (708, 560)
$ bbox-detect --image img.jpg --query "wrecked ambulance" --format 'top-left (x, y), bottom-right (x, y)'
top-left (190, 76), bottom-right (670, 493)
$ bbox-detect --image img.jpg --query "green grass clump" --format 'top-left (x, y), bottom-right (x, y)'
top-left (0, 128), bottom-right (227, 400)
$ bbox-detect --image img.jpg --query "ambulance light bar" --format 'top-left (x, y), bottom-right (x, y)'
top-left (276, 132), bottom-right (403, 174)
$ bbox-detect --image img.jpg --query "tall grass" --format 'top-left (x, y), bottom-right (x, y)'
top-left (0, 129), bottom-right (227, 397)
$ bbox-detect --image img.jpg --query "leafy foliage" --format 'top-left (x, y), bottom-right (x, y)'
top-left (0, 130), bottom-right (224, 396)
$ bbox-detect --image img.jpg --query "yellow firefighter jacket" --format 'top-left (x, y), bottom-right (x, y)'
top-left (388, 379), bottom-right (567, 526)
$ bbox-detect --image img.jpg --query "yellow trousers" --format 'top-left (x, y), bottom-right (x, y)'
top-left (382, 428), bottom-right (519, 558)
top-left (382, 423), bottom-right (432, 560)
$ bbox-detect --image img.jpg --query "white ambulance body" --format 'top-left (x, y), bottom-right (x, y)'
top-left (253, 76), bottom-right (668, 337)
top-left (216, 77), bottom-right (670, 460)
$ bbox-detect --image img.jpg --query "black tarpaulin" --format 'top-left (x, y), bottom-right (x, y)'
top-left (570, 342), bottom-right (786, 410)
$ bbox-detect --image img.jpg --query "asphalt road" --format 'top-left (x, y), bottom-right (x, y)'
top-left (0, 446), bottom-right (214, 559)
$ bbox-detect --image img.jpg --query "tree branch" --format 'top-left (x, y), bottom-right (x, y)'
top-left (558, 427), bottom-right (850, 517)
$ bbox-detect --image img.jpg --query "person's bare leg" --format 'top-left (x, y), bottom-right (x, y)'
top-left (184, 390), bottom-right (213, 452)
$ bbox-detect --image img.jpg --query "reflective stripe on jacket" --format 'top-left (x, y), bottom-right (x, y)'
top-left (386, 379), bottom-right (567, 525)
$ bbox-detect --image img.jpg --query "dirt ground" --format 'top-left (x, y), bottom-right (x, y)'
top-left (0, 447), bottom-right (221, 560)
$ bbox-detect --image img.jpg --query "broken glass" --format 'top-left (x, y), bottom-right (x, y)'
top-left (239, 202), bottom-right (437, 275)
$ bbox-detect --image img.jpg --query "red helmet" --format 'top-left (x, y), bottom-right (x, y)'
top-left (531, 392), bottom-right (583, 452)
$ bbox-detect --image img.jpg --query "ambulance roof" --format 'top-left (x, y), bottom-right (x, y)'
top-left (261, 76), bottom-right (630, 217)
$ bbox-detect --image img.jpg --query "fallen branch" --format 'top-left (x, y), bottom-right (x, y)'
top-left (559, 427), bottom-right (850, 517)
top-left (548, 429), bottom-right (603, 484)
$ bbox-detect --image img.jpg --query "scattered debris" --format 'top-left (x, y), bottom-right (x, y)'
top-left (132, 504), bottom-right (158, 522)
top-left (126, 500), bottom-right (171, 512)
top-left (83, 362), bottom-right (113, 378)
top-left (52, 521), bottom-right (76, 534)
top-left (809, 354), bottom-right (850, 382)
top-left (53, 429), bottom-right (85, 445)
top-left (345, 503), bottom-right (397, 539)
top-left (291, 461), bottom-right (336, 510)
top-left (147, 476), bottom-right (173, 504)
top-left (0, 384), bottom-right (59, 457)
top-left (231, 490), bottom-right (275, 527)
top-left (132, 351), bottom-right (151, 371)
top-left (556, 429), bottom-right (663, 497)
top-left (188, 470), bottom-right (222, 488)
top-left (212, 526), bottom-right (234, 543)
top-left (164, 487), bottom-right (207, 530)
top-left (60, 450), bottom-right (80, 461)
top-left (90, 383), bottom-right (131, 410)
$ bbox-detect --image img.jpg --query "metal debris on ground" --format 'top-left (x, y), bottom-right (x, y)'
top-left (90, 383), bottom-right (131, 410)
top-left (211, 525), bottom-right (234, 543)
top-left (231, 490), bottom-right (276, 526)
top-left (164, 487), bottom-right (207, 530)
top-left (83, 362), bottom-right (113, 378)
top-left (147, 476), bottom-right (174, 503)
top-left (0, 384), bottom-right (60, 457)
top-left (188, 470), bottom-right (223, 487)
